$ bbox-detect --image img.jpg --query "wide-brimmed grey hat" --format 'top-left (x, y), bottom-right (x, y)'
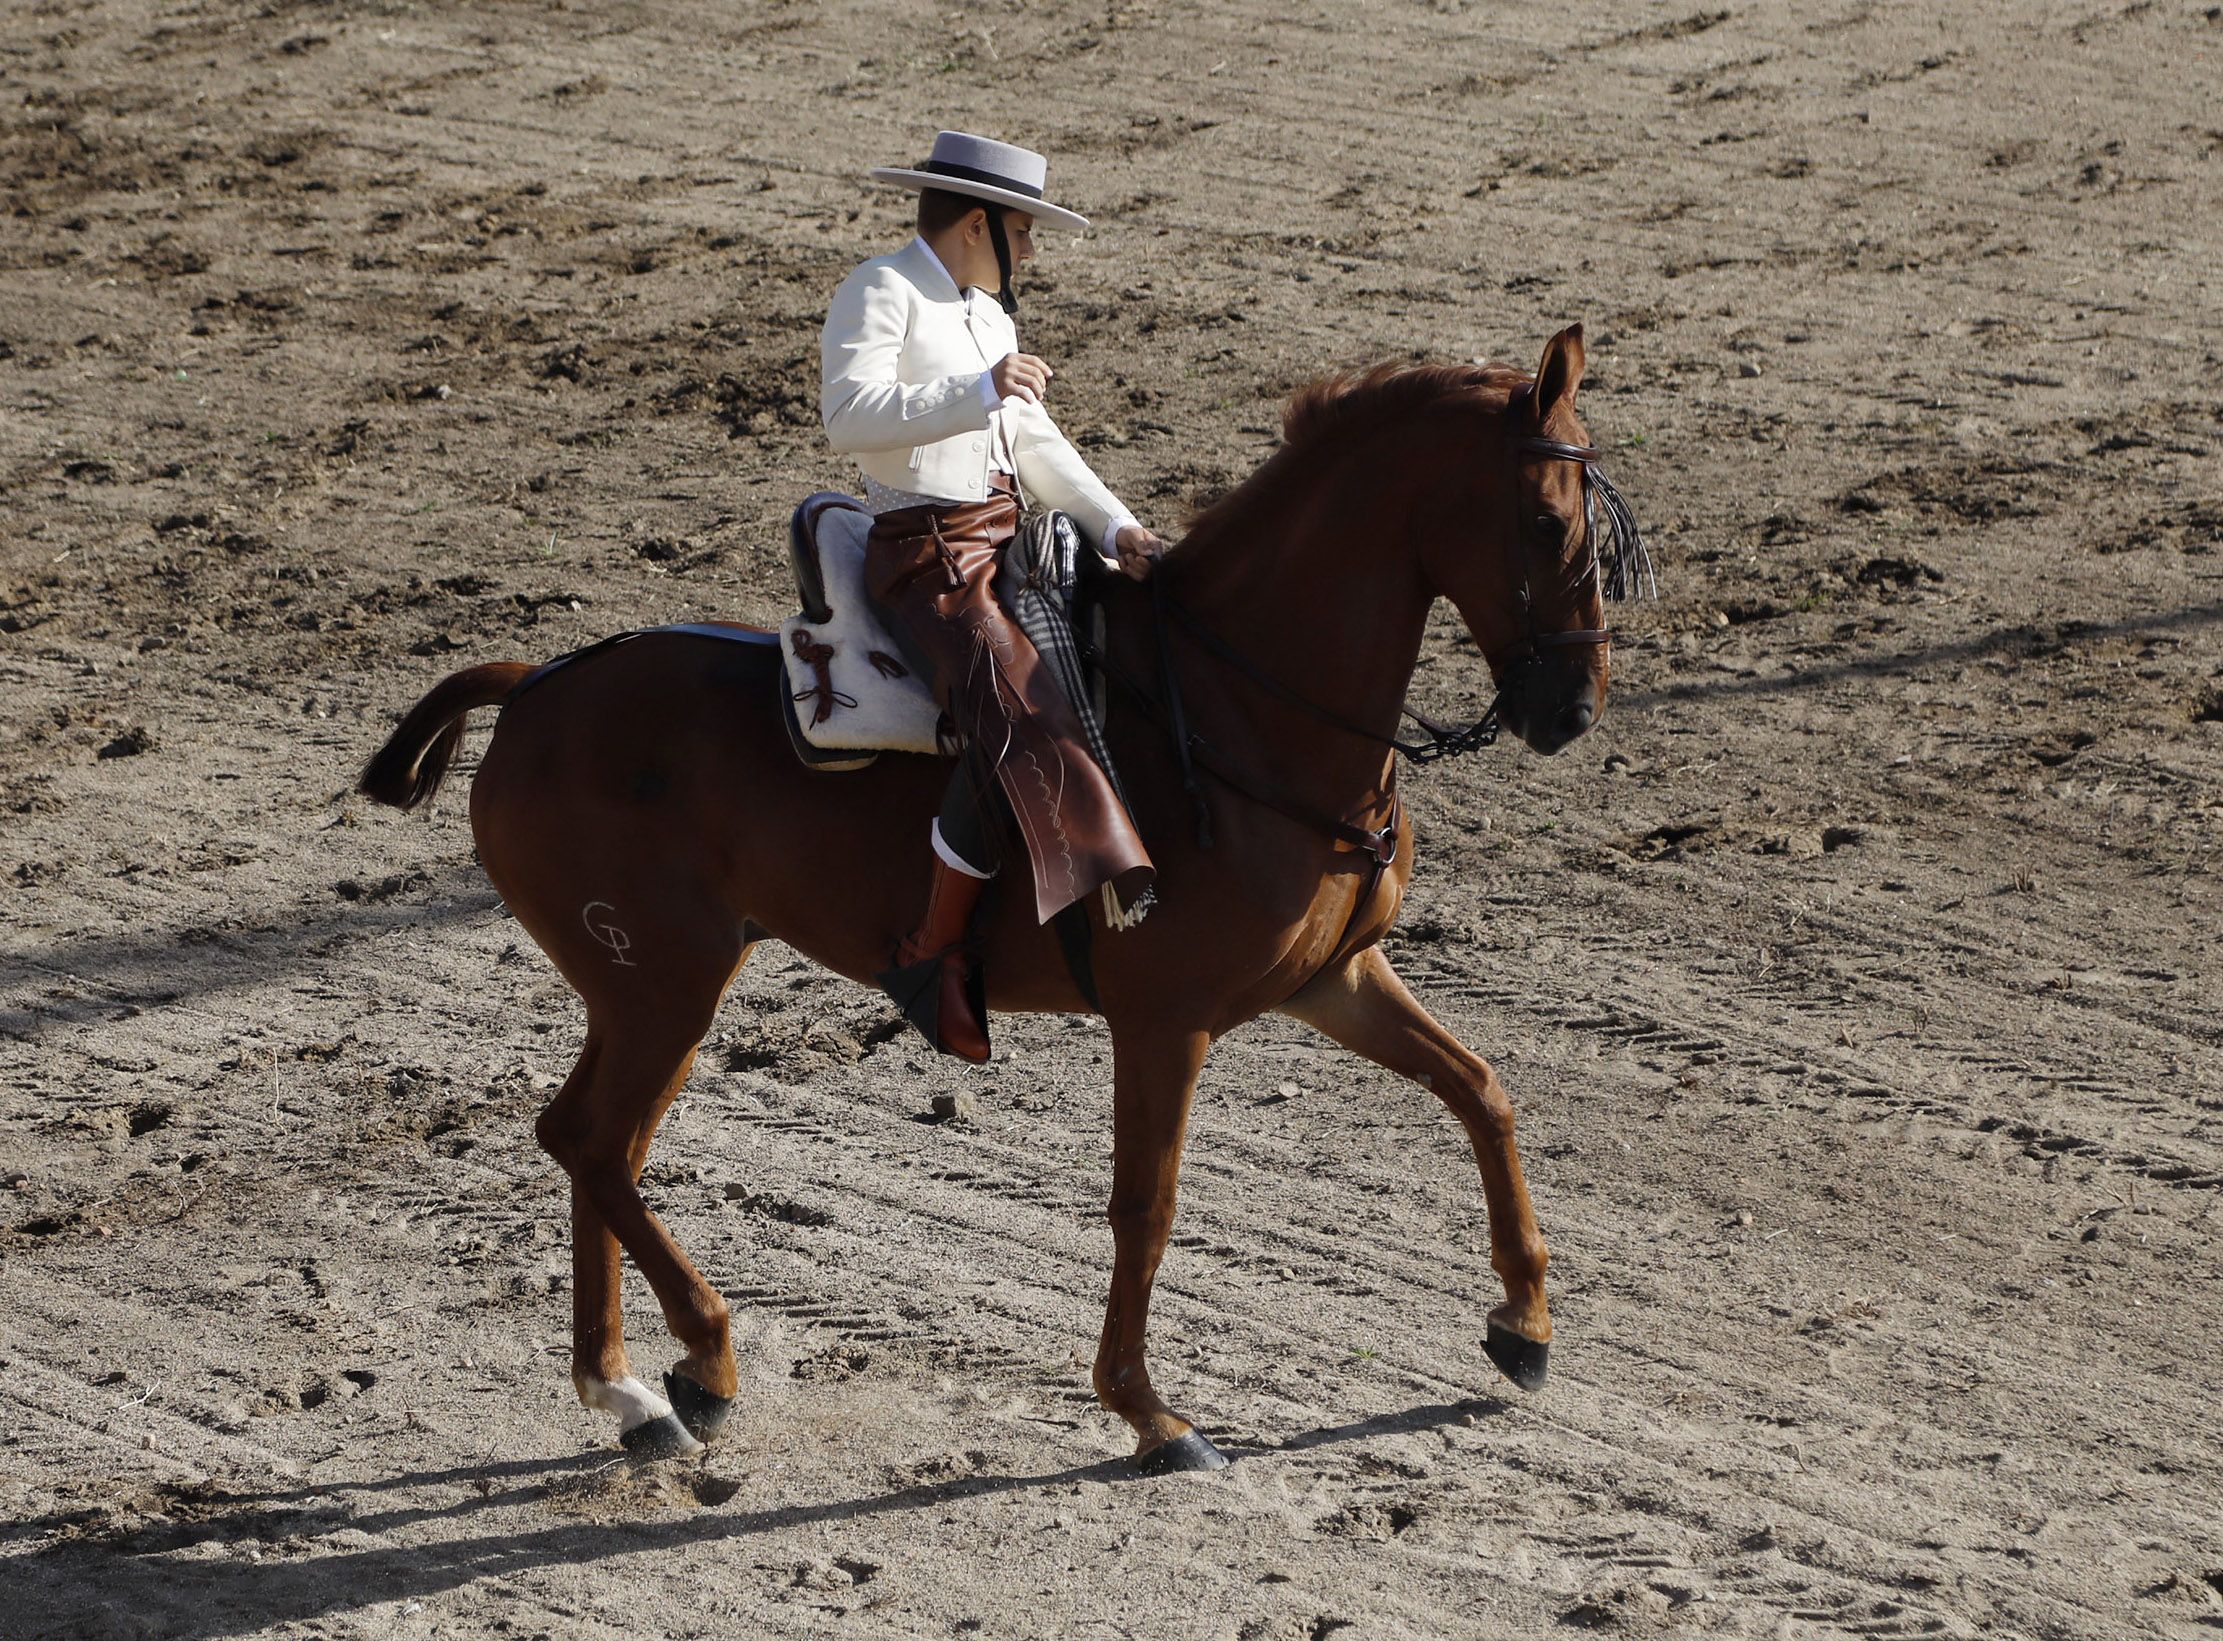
top-left (869, 130), bottom-right (1089, 233)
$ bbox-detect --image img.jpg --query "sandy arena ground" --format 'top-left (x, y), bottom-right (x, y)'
top-left (4, 1), bottom-right (2221, 1636)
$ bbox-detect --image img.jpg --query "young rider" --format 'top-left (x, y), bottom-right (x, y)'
top-left (821, 130), bottom-right (1163, 1063)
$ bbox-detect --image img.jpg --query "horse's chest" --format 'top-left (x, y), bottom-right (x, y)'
top-left (1263, 846), bottom-right (1411, 1006)
top-left (1326, 848), bottom-right (1408, 960)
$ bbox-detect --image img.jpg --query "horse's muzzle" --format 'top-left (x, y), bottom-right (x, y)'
top-left (1498, 657), bottom-right (1602, 756)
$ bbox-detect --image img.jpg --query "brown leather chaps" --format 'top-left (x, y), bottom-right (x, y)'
top-left (865, 489), bottom-right (1154, 925)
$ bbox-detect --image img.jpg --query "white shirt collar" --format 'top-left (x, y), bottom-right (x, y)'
top-left (911, 235), bottom-right (987, 304)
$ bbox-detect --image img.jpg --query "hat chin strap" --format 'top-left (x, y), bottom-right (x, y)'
top-left (984, 204), bottom-right (1018, 315)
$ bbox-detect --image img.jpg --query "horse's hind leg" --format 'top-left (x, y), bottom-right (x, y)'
top-left (553, 1032), bottom-right (631, 1395)
top-left (547, 1044), bottom-right (714, 1455)
top-left (537, 945), bottom-right (750, 1455)
top-left (1283, 945), bottom-right (1553, 1391)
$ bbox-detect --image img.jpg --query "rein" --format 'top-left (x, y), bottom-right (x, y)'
top-left (1111, 570), bottom-right (1405, 860)
top-left (1163, 595), bottom-right (1500, 767)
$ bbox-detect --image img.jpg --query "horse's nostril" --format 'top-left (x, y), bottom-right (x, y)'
top-left (1558, 701), bottom-right (1595, 739)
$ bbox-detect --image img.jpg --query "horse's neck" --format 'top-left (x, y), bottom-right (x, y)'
top-left (1166, 458), bottom-right (1430, 797)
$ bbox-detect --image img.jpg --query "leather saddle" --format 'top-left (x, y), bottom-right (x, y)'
top-left (778, 493), bottom-right (1113, 775)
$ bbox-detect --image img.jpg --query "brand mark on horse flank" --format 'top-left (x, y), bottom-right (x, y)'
top-left (582, 901), bottom-right (637, 966)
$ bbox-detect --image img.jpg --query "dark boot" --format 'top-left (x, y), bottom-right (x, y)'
top-left (877, 858), bottom-right (991, 1063)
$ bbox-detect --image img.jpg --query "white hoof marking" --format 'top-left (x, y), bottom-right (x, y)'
top-left (578, 1373), bottom-right (690, 1440)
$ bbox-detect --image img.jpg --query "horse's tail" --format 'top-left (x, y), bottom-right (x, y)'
top-left (358, 662), bottom-right (534, 811)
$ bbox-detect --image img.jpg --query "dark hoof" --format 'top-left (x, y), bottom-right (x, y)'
top-left (619, 1412), bottom-right (703, 1460)
top-left (1133, 1430), bottom-right (1230, 1476)
top-left (664, 1371), bottom-right (736, 1444)
top-left (1484, 1320), bottom-right (1550, 1392)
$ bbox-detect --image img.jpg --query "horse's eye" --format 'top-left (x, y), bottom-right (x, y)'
top-left (1532, 513), bottom-right (1565, 544)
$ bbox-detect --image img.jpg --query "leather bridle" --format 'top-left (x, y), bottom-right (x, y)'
top-left (1509, 431), bottom-right (1614, 665)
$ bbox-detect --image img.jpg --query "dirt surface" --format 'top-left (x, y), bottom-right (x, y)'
top-left (4, 1), bottom-right (2221, 1636)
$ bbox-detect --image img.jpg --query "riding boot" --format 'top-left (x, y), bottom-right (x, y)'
top-left (877, 857), bottom-right (991, 1063)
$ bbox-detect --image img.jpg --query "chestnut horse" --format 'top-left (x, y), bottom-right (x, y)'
top-left (358, 325), bottom-right (1646, 1472)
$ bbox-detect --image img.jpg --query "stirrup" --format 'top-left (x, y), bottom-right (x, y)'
top-left (875, 945), bottom-right (990, 1061)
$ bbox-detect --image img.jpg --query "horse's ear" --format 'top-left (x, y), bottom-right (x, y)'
top-left (1532, 323), bottom-right (1586, 423)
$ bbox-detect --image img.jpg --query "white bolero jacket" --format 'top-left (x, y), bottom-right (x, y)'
top-left (820, 238), bottom-right (1136, 553)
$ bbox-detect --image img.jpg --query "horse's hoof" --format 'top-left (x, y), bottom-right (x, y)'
top-left (664, 1370), bottom-right (736, 1444)
top-left (1133, 1430), bottom-right (1230, 1476)
top-left (620, 1412), bottom-right (704, 1461)
top-left (1484, 1320), bottom-right (1550, 1392)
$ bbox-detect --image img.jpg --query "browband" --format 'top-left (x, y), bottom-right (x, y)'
top-left (1517, 436), bottom-right (1601, 463)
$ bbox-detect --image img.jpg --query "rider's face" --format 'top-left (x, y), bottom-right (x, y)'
top-left (956, 207), bottom-right (1034, 289)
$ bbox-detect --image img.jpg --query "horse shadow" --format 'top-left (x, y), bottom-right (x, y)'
top-left (7, 1399), bottom-right (1508, 1639)
top-left (0, 868), bottom-right (502, 1042)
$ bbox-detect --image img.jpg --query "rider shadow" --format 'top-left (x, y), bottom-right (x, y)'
top-left (1615, 596), bottom-right (2223, 712)
top-left (14, 1451), bottom-right (1128, 1640)
top-left (13, 1399), bottom-right (1509, 1638)
top-left (0, 1450), bottom-right (622, 1558)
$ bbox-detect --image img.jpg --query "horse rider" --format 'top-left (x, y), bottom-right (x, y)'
top-left (821, 130), bottom-right (1164, 1064)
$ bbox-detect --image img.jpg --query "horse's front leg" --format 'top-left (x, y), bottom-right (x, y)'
top-left (1094, 1023), bottom-right (1227, 1473)
top-left (1283, 945), bottom-right (1553, 1390)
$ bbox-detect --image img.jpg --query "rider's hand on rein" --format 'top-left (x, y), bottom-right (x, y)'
top-left (1113, 525), bottom-right (1166, 581)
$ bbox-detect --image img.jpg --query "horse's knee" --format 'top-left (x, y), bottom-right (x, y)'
top-left (1107, 1195), bottom-right (1173, 1249)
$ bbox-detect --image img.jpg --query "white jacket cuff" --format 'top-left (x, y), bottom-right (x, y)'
top-left (977, 369), bottom-right (1005, 414)
top-left (1099, 511), bottom-right (1138, 557)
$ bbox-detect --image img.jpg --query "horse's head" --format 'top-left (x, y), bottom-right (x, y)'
top-left (1419, 324), bottom-right (1652, 756)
